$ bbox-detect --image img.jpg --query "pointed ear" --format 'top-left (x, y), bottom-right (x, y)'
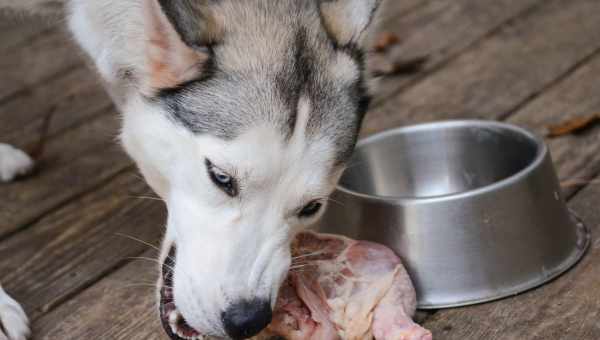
top-left (320, 0), bottom-right (382, 48)
top-left (141, 0), bottom-right (221, 95)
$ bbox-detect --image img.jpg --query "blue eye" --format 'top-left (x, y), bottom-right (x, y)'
top-left (214, 172), bottom-right (231, 185)
top-left (298, 201), bottom-right (323, 218)
top-left (205, 159), bottom-right (238, 197)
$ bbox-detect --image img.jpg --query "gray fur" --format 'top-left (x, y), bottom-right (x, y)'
top-left (155, 0), bottom-right (379, 164)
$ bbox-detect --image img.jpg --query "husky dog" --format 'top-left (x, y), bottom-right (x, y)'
top-left (0, 0), bottom-right (382, 338)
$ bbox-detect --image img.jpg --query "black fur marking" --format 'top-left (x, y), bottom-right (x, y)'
top-left (158, 0), bottom-right (218, 49)
top-left (150, 1), bottom-right (372, 165)
top-left (275, 28), bottom-right (316, 140)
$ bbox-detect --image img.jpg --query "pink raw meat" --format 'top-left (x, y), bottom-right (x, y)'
top-left (255, 231), bottom-right (432, 340)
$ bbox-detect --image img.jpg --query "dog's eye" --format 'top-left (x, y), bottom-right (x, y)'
top-left (205, 159), bottom-right (238, 197)
top-left (298, 200), bottom-right (323, 218)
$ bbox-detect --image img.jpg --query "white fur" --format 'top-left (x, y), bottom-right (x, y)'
top-left (0, 144), bottom-right (34, 183)
top-left (0, 285), bottom-right (29, 340)
top-left (122, 95), bottom-right (340, 335)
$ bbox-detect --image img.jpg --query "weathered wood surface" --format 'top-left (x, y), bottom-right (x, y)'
top-left (0, 27), bottom-right (82, 101)
top-left (1, 0), bottom-right (600, 339)
top-left (0, 66), bottom-right (111, 148)
top-left (0, 113), bottom-right (132, 239)
top-left (363, 0), bottom-right (600, 135)
top-left (0, 172), bottom-right (165, 321)
top-left (375, 0), bottom-right (426, 21)
top-left (34, 250), bottom-right (165, 340)
top-left (0, 15), bottom-right (55, 51)
top-left (368, 0), bottom-right (542, 105)
top-left (507, 52), bottom-right (600, 198)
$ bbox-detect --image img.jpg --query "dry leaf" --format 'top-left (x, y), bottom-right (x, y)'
top-left (373, 32), bottom-right (400, 53)
top-left (547, 113), bottom-right (600, 137)
top-left (371, 56), bottom-right (428, 77)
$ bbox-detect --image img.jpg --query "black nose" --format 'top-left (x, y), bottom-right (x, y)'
top-left (222, 299), bottom-right (272, 339)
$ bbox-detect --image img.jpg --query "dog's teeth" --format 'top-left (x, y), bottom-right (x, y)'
top-left (170, 325), bottom-right (178, 336)
top-left (169, 310), bottom-right (180, 325)
top-left (176, 330), bottom-right (190, 339)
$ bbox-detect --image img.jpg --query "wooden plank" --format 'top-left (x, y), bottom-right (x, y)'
top-left (0, 112), bottom-right (132, 238)
top-left (368, 0), bottom-right (542, 105)
top-left (0, 172), bottom-right (165, 321)
top-left (0, 26), bottom-right (82, 101)
top-left (363, 0), bottom-right (600, 135)
top-left (0, 15), bottom-right (54, 51)
top-left (506, 51), bottom-right (600, 198)
top-left (33, 250), bottom-right (164, 340)
top-left (0, 66), bottom-right (112, 148)
top-left (373, 0), bottom-right (428, 25)
top-left (422, 171), bottom-right (600, 339)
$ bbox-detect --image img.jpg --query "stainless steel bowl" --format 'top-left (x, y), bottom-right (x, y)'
top-left (317, 120), bottom-right (590, 309)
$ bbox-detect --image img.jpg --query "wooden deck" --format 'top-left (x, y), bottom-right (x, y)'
top-left (2, 1), bottom-right (600, 339)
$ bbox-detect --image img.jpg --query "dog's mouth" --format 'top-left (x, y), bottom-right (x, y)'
top-left (159, 246), bottom-right (205, 340)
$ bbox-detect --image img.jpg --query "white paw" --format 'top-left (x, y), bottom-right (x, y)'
top-left (0, 286), bottom-right (30, 340)
top-left (0, 144), bottom-right (34, 183)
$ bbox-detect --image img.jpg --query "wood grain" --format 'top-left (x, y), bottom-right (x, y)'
top-left (0, 173), bottom-right (165, 321)
top-left (0, 113), bottom-right (131, 238)
top-left (363, 0), bottom-right (600, 135)
top-left (507, 52), bottom-right (600, 198)
top-left (0, 15), bottom-right (54, 52)
top-left (0, 66), bottom-right (112, 148)
top-left (375, 0), bottom-right (427, 23)
top-left (0, 27), bottom-right (82, 101)
top-left (368, 0), bottom-right (542, 105)
top-left (34, 250), bottom-right (165, 340)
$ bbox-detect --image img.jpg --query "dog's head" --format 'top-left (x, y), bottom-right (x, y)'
top-left (119, 0), bottom-right (381, 338)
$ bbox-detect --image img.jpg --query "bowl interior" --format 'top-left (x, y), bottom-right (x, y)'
top-left (340, 123), bottom-right (541, 198)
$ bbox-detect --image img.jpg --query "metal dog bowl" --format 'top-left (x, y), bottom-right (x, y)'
top-left (317, 120), bottom-right (590, 309)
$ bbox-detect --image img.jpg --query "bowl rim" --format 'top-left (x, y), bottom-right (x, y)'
top-left (337, 120), bottom-right (548, 204)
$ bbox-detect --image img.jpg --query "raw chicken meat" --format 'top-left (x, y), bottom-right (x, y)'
top-left (255, 231), bottom-right (432, 340)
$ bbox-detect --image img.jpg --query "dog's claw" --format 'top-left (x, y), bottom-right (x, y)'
top-left (0, 286), bottom-right (30, 340)
top-left (0, 144), bottom-right (34, 183)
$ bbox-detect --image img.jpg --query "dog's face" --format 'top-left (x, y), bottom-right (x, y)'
top-left (120, 0), bottom-right (381, 338)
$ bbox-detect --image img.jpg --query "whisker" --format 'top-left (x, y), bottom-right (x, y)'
top-left (561, 179), bottom-right (600, 187)
top-left (126, 280), bottom-right (172, 288)
top-left (289, 263), bottom-right (317, 270)
top-left (326, 196), bottom-right (345, 207)
top-left (130, 195), bottom-right (165, 202)
top-left (127, 256), bottom-right (164, 265)
top-left (289, 268), bottom-right (314, 273)
top-left (343, 159), bottom-right (367, 171)
top-left (117, 283), bottom-right (159, 290)
top-left (125, 282), bottom-right (174, 289)
top-left (292, 250), bottom-right (327, 260)
top-left (115, 233), bottom-right (161, 253)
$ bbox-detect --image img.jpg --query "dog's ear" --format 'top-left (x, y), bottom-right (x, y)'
top-left (320, 0), bottom-right (382, 48)
top-left (141, 0), bottom-right (221, 94)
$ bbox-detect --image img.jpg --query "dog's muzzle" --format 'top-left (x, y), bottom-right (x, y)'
top-left (158, 245), bottom-right (274, 340)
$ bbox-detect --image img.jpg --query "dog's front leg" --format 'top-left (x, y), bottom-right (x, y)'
top-left (0, 144), bottom-right (34, 183)
top-left (0, 284), bottom-right (29, 340)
